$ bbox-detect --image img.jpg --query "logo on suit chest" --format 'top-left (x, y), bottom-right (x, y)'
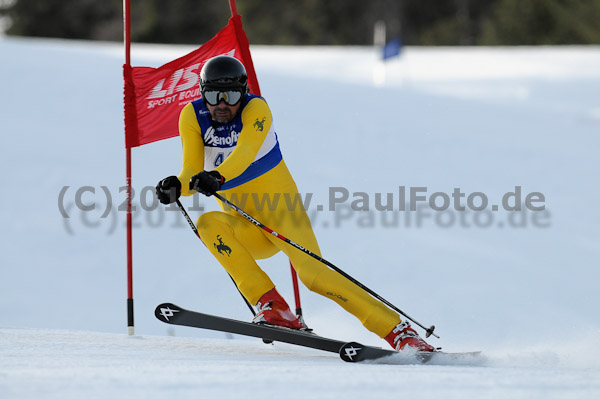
top-left (205, 126), bottom-right (240, 147)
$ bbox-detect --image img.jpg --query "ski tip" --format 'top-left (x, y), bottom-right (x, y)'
top-left (339, 341), bottom-right (365, 363)
top-left (155, 303), bottom-right (183, 323)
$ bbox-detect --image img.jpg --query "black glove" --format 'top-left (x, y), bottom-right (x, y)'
top-left (189, 170), bottom-right (225, 196)
top-left (155, 176), bottom-right (181, 205)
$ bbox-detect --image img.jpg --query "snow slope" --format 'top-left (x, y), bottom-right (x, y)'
top-left (1, 37), bottom-right (599, 397)
top-left (2, 328), bottom-right (599, 399)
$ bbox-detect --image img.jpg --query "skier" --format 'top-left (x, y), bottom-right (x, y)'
top-left (155, 55), bottom-right (434, 352)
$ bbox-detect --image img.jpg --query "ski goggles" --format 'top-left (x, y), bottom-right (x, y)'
top-left (202, 89), bottom-right (244, 106)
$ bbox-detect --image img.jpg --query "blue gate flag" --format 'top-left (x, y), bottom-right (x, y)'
top-left (382, 38), bottom-right (402, 60)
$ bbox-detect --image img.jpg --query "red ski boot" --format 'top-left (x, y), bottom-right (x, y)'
top-left (252, 288), bottom-right (305, 330)
top-left (385, 320), bottom-right (435, 352)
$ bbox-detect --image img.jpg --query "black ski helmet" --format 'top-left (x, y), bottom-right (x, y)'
top-left (200, 56), bottom-right (248, 93)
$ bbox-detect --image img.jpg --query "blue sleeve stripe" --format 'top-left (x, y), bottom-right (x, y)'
top-left (220, 142), bottom-right (282, 190)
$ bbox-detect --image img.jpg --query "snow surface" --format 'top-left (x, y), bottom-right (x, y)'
top-left (1, 37), bottom-right (600, 397)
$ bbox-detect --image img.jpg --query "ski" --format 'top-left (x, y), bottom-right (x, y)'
top-left (155, 303), bottom-right (482, 365)
top-left (155, 303), bottom-right (348, 354)
top-left (340, 341), bottom-right (483, 364)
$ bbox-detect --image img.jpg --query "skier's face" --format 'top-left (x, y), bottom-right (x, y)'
top-left (207, 100), bottom-right (241, 124)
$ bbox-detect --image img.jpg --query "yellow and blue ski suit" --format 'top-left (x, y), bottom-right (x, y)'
top-left (177, 94), bottom-right (401, 338)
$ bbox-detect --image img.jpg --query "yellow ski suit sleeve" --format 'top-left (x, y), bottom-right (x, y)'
top-left (215, 97), bottom-right (273, 181)
top-left (177, 102), bottom-right (204, 197)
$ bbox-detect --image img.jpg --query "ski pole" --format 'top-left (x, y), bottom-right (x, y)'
top-left (213, 193), bottom-right (439, 339)
top-left (175, 199), bottom-right (258, 318)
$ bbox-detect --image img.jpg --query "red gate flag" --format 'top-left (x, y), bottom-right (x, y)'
top-left (123, 15), bottom-right (261, 148)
